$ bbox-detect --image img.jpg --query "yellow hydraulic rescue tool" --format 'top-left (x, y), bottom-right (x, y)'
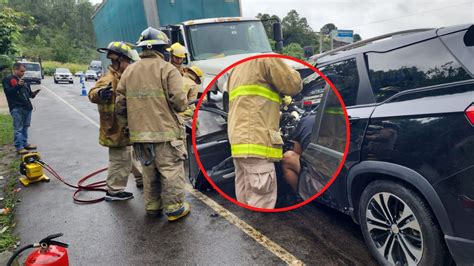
top-left (19, 152), bottom-right (49, 186)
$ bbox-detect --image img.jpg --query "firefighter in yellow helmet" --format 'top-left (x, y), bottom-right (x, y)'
top-left (88, 41), bottom-right (140, 201)
top-left (179, 65), bottom-right (203, 121)
top-left (166, 42), bottom-right (187, 75)
top-left (227, 57), bottom-right (302, 209)
top-left (115, 27), bottom-right (190, 221)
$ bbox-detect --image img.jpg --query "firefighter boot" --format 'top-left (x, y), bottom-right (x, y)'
top-left (166, 202), bottom-right (190, 222)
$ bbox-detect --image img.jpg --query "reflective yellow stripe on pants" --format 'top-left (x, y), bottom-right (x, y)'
top-left (231, 144), bottom-right (283, 159)
top-left (229, 85), bottom-right (282, 104)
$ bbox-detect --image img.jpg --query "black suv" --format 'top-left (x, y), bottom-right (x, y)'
top-left (189, 24), bottom-right (474, 265)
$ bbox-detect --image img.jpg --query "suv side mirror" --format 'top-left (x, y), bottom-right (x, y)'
top-left (273, 21), bottom-right (283, 53)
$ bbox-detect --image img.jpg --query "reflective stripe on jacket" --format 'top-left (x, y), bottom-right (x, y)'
top-left (227, 57), bottom-right (302, 160)
top-left (88, 66), bottom-right (130, 147)
top-left (115, 51), bottom-right (187, 143)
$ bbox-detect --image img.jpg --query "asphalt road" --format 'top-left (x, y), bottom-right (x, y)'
top-left (14, 77), bottom-right (376, 265)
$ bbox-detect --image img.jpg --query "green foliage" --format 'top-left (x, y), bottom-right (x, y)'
top-left (353, 33), bottom-right (362, 42)
top-left (282, 43), bottom-right (304, 60)
top-left (42, 60), bottom-right (88, 76)
top-left (281, 10), bottom-right (317, 47)
top-left (0, 6), bottom-right (34, 56)
top-left (7, 0), bottom-right (98, 64)
top-left (257, 10), bottom-right (363, 56)
top-left (0, 145), bottom-right (20, 252)
top-left (256, 13), bottom-right (281, 41)
top-left (0, 55), bottom-right (13, 72)
top-left (320, 23), bottom-right (337, 35)
top-left (0, 113), bottom-right (12, 146)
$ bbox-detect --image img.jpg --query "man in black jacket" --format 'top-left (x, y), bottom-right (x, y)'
top-left (2, 62), bottom-right (40, 154)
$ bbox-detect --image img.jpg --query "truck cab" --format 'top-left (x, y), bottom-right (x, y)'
top-left (162, 17), bottom-right (281, 95)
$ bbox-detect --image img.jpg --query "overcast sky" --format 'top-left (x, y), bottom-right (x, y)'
top-left (89, 0), bottom-right (473, 38)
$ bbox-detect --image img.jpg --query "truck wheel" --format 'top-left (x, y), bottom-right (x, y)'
top-left (54, 79), bottom-right (58, 84)
top-left (359, 180), bottom-right (448, 265)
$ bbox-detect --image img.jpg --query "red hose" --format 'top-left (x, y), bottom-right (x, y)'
top-left (38, 161), bottom-right (109, 204)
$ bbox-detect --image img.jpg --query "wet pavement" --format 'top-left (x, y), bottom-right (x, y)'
top-left (14, 77), bottom-right (376, 265)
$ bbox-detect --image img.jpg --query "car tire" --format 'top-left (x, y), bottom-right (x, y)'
top-left (54, 79), bottom-right (58, 84)
top-left (70, 81), bottom-right (73, 84)
top-left (359, 180), bottom-right (448, 266)
top-left (37, 80), bottom-right (41, 85)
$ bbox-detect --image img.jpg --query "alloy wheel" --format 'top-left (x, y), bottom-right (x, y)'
top-left (365, 192), bottom-right (423, 265)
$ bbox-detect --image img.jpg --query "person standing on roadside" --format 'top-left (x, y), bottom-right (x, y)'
top-left (88, 41), bottom-right (140, 201)
top-left (227, 57), bottom-right (302, 209)
top-left (116, 27), bottom-right (190, 221)
top-left (2, 62), bottom-right (40, 155)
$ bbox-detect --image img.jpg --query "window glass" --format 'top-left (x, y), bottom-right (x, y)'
top-left (316, 58), bottom-right (359, 107)
top-left (23, 63), bottom-right (40, 71)
top-left (367, 38), bottom-right (471, 102)
top-left (188, 21), bottom-right (272, 60)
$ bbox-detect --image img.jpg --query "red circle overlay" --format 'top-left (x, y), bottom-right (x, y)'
top-left (191, 53), bottom-right (350, 212)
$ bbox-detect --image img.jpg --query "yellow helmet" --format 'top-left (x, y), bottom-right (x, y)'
top-left (186, 65), bottom-right (203, 84)
top-left (166, 42), bottom-right (187, 58)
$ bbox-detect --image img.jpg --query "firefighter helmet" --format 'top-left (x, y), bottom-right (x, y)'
top-left (186, 65), bottom-right (203, 84)
top-left (166, 42), bottom-right (187, 58)
top-left (136, 27), bottom-right (170, 48)
top-left (97, 41), bottom-right (139, 61)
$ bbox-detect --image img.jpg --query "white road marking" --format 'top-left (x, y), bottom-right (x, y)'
top-left (40, 85), bottom-right (100, 128)
top-left (42, 82), bottom-right (304, 265)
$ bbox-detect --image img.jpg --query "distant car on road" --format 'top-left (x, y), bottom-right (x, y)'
top-left (88, 60), bottom-right (102, 78)
top-left (74, 71), bottom-right (84, 77)
top-left (54, 68), bottom-right (74, 84)
top-left (84, 70), bottom-right (98, 81)
top-left (22, 62), bottom-right (43, 84)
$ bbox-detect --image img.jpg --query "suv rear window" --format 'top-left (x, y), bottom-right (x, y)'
top-left (318, 58), bottom-right (359, 107)
top-left (367, 38), bottom-right (471, 102)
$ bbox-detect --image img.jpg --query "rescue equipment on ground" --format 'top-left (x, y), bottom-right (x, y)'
top-left (18, 152), bottom-right (108, 204)
top-left (19, 152), bottom-right (49, 186)
top-left (7, 233), bottom-right (69, 266)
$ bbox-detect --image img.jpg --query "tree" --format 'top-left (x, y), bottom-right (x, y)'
top-left (7, 0), bottom-right (97, 64)
top-left (256, 13), bottom-right (281, 41)
top-left (320, 23), bottom-right (337, 36)
top-left (353, 34), bottom-right (362, 42)
top-left (281, 10), bottom-right (317, 47)
top-left (282, 43), bottom-right (304, 60)
top-left (0, 6), bottom-right (33, 55)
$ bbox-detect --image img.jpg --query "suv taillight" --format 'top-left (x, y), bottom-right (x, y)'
top-left (466, 105), bottom-right (474, 125)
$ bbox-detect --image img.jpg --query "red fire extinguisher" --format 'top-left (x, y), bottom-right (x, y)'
top-left (7, 233), bottom-right (69, 266)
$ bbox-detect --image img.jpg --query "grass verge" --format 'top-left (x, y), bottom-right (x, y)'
top-left (42, 61), bottom-right (89, 76)
top-left (0, 113), bottom-right (19, 252)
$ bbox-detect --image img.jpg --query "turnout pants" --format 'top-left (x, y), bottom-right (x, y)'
top-left (140, 140), bottom-right (187, 213)
top-left (131, 147), bottom-right (143, 185)
top-left (233, 158), bottom-right (277, 209)
top-left (106, 146), bottom-right (132, 193)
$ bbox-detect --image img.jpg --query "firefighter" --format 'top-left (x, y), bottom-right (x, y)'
top-left (116, 27), bottom-right (190, 221)
top-left (166, 42), bottom-right (187, 75)
top-left (179, 65), bottom-right (203, 121)
top-left (88, 41), bottom-right (140, 201)
top-left (227, 57), bottom-right (302, 209)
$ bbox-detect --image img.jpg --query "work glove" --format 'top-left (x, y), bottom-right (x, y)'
top-left (98, 84), bottom-right (113, 100)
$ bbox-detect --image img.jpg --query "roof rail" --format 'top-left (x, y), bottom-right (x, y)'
top-left (310, 28), bottom-right (435, 62)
